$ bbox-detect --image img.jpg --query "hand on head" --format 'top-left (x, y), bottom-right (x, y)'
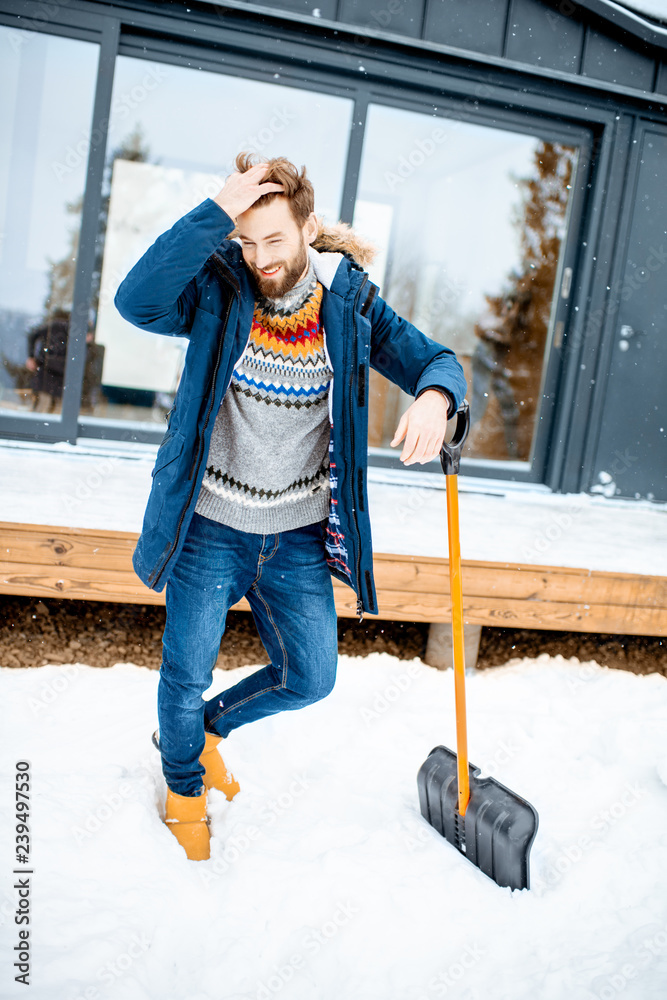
top-left (213, 163), bottom-right (284, 223)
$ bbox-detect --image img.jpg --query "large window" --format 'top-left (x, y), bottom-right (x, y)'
top-left (0, 27), bottom-right (99, 421)
top-left (84, 56), bottom-right (353, 432)
top-left (354, 104), bottom-right (578, 465)
top-left (0, 18), bottom-right (585, 487)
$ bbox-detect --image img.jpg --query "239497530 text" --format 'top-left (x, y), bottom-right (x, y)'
top-left (13, 760), bottom-right (32, 986)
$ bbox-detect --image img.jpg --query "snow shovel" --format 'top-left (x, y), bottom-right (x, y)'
top-left (417, 401), bottom-right (538, 891)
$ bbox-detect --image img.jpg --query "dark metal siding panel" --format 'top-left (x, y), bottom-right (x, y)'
top-left (557, 115), bottom-right (635, 495)
top-left (582, 26), bottom-right (656, 90)
top-left (338, 0), bottom-right (424, 39)
top-left (587, 124), bottom-right (667, 501)
top-left (656, 62), bottom-right (667, 94)
top-left (505, 0), bottom-right (584, 72)
top-left (422, 0), bottom-right (508, 57)
top-left (244, 0), bottom-right (338, 19)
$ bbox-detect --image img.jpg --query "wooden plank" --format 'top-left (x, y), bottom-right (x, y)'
top-left (364, 589), bottom-right (667, 636)
top-left (2, 561), bottom-right (664, 634)
top-left (371, 554), bottom-right (667, 608)
top-left (2, 528), bottom-right (136, 572)
top-left (0, 521), bottom-right (665, 635)
top-left (0, 521), bottom-right (138, 540)
top-left (3, 524), bottom-right (664, 612)
top-left (0, 562), bottom-right (165, 603)
top-left (0, 561), bottom-right (246, 610)
top-left (0, 562), bottom-right (354, 619)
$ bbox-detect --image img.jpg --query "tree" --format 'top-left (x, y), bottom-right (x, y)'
top-left (469, 140), bottom-right (577, 461)
top-left (43, 124), bottom-right (151, 321)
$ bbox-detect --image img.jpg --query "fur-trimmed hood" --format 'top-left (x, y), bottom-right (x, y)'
top-left (311, 218), bottom-right (378, 269)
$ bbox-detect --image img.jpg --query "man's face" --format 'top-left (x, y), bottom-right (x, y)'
top-left (237, 196), bottom-right (317, 298)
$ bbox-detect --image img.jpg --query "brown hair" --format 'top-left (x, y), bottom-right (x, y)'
top-left (235, 152), bottom-right (314, 225)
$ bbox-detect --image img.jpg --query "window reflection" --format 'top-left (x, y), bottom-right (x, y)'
top-left (0, 29), bottom-right (99, 418)
top-left (88, 58), bottom-right (353, 428)
top-left (354, 105), bottom-right (577, 463)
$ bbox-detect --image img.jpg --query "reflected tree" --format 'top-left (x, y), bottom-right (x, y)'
top-left (44, 125), bottom-right (150, 316)
top-left (469, 140), bottom-right (576, 461)
top-left (91, 124), bottom-right (151, 322)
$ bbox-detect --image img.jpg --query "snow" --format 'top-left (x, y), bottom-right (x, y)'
top-left (2, 440), bottom-right (666, 575)
top-left (2, 652), bottom-right (667, 999)
top-left (616, 1), bottom-right (667, 24)
top-left (367, 474), bottom-right (667, 575)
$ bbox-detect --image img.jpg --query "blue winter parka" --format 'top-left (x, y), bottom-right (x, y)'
top-left (114, 197), bottom-right (467, 616)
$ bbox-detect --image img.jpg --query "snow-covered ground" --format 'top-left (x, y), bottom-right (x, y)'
top-left (2, 652), bottom-right (667, 1000)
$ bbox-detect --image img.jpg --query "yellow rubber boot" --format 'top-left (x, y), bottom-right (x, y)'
top-left (200, 732), bottom-right (240, 801)
top-left (164, 787), bottom-right (210, 861)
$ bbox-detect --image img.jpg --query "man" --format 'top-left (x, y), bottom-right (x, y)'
top-left (25, 309), bottom-right (70, 413)
top-left (115, 154), bottom-right (466, 860)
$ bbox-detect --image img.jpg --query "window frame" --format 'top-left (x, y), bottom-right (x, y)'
top-left (0, 8), bottom-right (113, 445)
top-left (0, 0), bottom-right (622, 496)
top-left (347, 86), bottom-right (594, 484)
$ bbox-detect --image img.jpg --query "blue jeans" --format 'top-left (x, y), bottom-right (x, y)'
top-left (158, 512), bottom-right (338, 796)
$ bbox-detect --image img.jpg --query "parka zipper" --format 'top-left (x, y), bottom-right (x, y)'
top-left (349, 273), bottom-right (369, 621)
top-left (148, 256), bottom-right (240, 589)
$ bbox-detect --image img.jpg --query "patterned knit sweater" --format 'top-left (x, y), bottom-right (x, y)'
top-left (195, 261), bottom-right (333, 533)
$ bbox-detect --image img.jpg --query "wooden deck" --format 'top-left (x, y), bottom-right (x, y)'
top-left (1, 520), bottom-right (665, 636)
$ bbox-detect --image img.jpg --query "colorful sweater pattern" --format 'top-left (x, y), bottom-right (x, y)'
top-left (195, 265), bottom-right (333, 533)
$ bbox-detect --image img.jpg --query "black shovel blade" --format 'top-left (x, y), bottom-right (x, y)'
top-left (417, 745), bottom-right (539, 891)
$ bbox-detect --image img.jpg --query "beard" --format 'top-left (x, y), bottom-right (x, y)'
top-left (246, 241), bottom-right (309, 299)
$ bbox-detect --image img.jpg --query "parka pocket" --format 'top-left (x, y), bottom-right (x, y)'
top-left (151, 429), bottom-right (186, 479)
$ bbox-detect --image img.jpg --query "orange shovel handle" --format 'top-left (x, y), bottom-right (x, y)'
top-left (446, 474), bottom-right (470, 817)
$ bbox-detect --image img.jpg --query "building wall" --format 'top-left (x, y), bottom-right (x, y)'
top-left (0, 0), bottom-right (665, 501)
top-left (227, 0), bottom-right (667, 95)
